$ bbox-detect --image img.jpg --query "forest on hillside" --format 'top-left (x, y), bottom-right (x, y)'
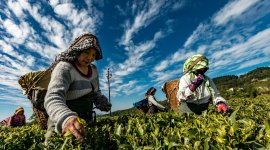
top-left (213, 67), bottom-right (270, 99)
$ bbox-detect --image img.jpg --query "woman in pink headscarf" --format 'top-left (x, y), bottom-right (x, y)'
top-left (0, 106), bottom-right (26, 127)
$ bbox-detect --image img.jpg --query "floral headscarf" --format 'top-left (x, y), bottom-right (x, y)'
top-left (50, 33), bottom-right (102, 70)
top-left (183, 54), bottom-right (209, 74)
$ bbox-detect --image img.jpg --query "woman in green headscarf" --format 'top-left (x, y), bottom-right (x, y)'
top-left (177, 54), bottom-right (229, 115)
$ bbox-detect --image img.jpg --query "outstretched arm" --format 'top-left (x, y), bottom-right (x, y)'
top-left (91, 64), bottom-right (112, 112)
top-left (208, 78), bottom-right (228, 106)
top-left (208, 78), bottom-right (229, 113)
top-left (148, 95), bottom-right (165, 110)
top-left (44, 62), bottom-right (77, 133)
top-left (7, 116), bottom-right (13, 127)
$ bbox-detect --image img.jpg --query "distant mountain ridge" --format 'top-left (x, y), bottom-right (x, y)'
top-left (213, 67), bottom-right (270, 98)
top-left (213, 67), bottom-right (270, 88)
top-left (110, 67), bottom-right (270, 116)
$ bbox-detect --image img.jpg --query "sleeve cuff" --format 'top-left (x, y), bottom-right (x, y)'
top-left (55, 113), bottom-right (77, 133)
top-left (213, 97), bottom-right (228, 106)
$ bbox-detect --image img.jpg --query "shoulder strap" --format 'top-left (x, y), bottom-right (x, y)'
top-left (204, 76), bottom-right (215, 99)
top-left (184, 56), bottom-right (206, 74)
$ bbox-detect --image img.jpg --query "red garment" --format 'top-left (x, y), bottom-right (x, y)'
top-left (3, 114), bottom-right (26, 127)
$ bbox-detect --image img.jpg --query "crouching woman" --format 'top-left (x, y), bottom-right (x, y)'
top-left (44, 33), bottom-right (111, 144)
top-left (177, 54), bottom-right (229, 115)
top-left (0, 106), bottom-right (26, 127)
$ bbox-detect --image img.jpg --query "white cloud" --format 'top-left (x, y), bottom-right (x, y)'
top-left (154, 60), bottom-right (169, 72)
top-left (7, 0), bottom-right (24, 18)
top-left (152, 69), bottom-right (181, 85)
top-left (213, 0), bottom-right (259, 25)
top-left (48, 0), bottom-right (61, 7)
top-left (0, 40), bottom-right (36, 68)
top-left (54, 3), bottom-right (74, 16)
top-left (0, 0), bottom-right (103, 112)
top-left (238, 57), bottom-right (269, 69)
top-left (120, 0), bottom-right (168, 46)
top-left (154, 50), bottom-right (195, 72)
top-left (197, 45), bottom-right (207, 54)
top-left (115, 5), bottom-right (126, 16)
top-left (0, 56), bottom-right (32, 91)
top-left (50, 1), bottom-right (103, 39)
top-left (0, 40), bottom-right (13, 53)
top-left (2, 0), bottom-right (177, 101)
top-left (211, 28), bottom-right (270, 70)
top-left (1, 2), bottom-right (63, 60)
top-left (100, 29), bottom-right (171, 97)
top-left (1, 0), bottom-right (103, 61)
top-left (172, 0), bottom-right (185, 11)
top-left (183, 23), bottom-right (207, 48)
top-left (2, 19), bottom-right (30, 44)
top-left (153, 0), bottom-right (270, 81)
top-left (0, 95), bottom-right (31, 107)
top-left (101, 35), bottom-right (159, 96)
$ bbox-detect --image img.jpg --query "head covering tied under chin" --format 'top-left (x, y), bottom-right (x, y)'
top-left (15, 106), bottom-right (24, 114)
top-left (183, 54), bottom-right (209, 74)
top-left (50, 33), bottom-right (103, 70)
top-left (182, 54), bottom-right (215, 98)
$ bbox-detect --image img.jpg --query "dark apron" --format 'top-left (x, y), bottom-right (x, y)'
top-left (65, 92), bottom-right (96, 121)
top-left (148, 105), bottom-right (158, 114)
top-left (179, 101), bottom-right (209, 115)
top-left (45, 92), bottom-right (96, 145)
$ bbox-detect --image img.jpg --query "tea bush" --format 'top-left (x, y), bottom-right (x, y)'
top-left (1, 95), bottom-right (270, 150)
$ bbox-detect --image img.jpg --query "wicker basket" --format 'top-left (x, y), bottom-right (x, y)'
top-left (18, 70), bottom-right (51, 130)
top-left (162, 79), bottom-right (179, 112)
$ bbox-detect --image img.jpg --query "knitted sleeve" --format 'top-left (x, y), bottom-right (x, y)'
top-left (44, 62), bottom-right (77, 133)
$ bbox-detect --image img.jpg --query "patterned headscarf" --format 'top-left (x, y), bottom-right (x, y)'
top-left (183, 54), bottom-right (209, 74)
top-left (50, 33), bottom-right (102, 70)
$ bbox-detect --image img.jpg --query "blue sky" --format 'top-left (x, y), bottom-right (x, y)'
top-left (1, 0), bottom-right (270, 121)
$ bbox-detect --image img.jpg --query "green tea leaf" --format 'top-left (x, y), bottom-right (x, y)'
top-left (194, 141), bottom-right (201, 149)
top-left (265, 117), bottom-right (270, 134)
top-left (168, 142), bottom-right (180, 149)
top-left (116, 124), bottom-right (121, 136)
top-left (203, 137), bottom-right (210, 150)
top-left (229, 107), bottom-right (239, 126)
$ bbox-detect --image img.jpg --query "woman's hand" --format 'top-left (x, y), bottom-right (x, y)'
top-left (188, 74), bottom-right (204, 92)
top-left (216, 102), bottom-right (229, 115)
top-left (62, 116), bottom-right (85, 142)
